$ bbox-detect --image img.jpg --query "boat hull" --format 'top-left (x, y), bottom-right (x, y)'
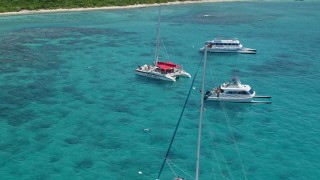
top-left (199, 47), bottom-right (256, 54)
top-left (206, 96), bottom-right (253, 103)
top-left (204, 89), bottom-right (256, 103)
top-left (172, 70), bottom-right (191, 78)
top-left (135, 69), bottom-right (176, 82)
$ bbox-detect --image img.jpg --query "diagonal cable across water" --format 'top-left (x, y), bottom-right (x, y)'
top-left (156, 57), bottom-right (203, 180)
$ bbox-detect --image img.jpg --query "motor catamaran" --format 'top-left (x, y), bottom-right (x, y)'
top-left (204, 77), bottom-right (271, 104)
top-left (199, 37), bottom-right (256, 54)
top-left (135, 9), bottom-right (191, 82)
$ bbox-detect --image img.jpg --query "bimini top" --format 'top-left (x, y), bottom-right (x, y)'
top-left (156, 61), bottom-right (181, 70)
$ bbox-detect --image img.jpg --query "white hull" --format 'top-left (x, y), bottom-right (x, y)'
top-left (135, 68), bottom-right (176, 82)
top-left (172, 70), bottom-right (191, 78)
top-left (206, 95), bottom-right (254, 102)
top-left (204, 79), bottom-right (258, 103)
top-left (199, 47), bottom-right (256, 54)
top-left (135, 64), bottom-right (191, 82)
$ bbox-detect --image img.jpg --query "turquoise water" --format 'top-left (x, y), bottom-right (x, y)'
top-left (1, 1), bottom-right (320, 179)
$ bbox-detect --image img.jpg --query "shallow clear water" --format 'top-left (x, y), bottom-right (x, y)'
top-left (0, 1), bottom-right (320, 179)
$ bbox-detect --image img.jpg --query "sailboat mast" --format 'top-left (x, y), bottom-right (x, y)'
top-left (196, 45), bottom-right (208, 180)
top-left (155, 7), bottom-right (161, 65)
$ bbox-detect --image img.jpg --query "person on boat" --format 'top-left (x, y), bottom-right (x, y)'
top-left (214, 87), bottom-right (221, 97)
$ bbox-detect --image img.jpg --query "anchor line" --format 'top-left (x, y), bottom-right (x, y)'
top-left (157, 58), bottom-right (203, 180)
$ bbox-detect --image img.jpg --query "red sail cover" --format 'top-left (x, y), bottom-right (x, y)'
top-left (156, 61), bottom-right (181, 70)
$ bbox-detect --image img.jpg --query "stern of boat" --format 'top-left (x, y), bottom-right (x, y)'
top-left (178, 70), bottom-right (191, 78)
top-left (165, 74), bottom-right (176, 82)
top-left (240, 48), bottom-right (257, 54)
top-left (204, 90), bottom-right (213, 100)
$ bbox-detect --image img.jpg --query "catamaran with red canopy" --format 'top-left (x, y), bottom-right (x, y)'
top-left (135, 8), bottom-right (191, 82)
top-left (157, 62), bottom-right (191, 78)
top-left (135, 61), bottom-right (191, 82)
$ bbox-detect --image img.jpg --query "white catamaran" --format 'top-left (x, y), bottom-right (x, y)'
top-left (204, 77), bottom-right (271, 104)
top-left (135, 9), bottom-right (191, 82)
top-left (199, 37), bottom-right (256, 54)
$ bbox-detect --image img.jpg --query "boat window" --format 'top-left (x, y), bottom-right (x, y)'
top-left (227, 91), bottom-right (243, 94)
top-left (240, 91), bottom-right (248, 94)
top-left (249, 88), bottom-right (254, 94)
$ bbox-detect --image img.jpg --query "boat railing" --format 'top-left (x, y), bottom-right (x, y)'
top-left (222, 82), bottom-right (229, 87)
top-left (220, 94), bottom-right (252, 98)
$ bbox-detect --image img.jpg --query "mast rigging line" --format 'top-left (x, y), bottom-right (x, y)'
top-left (219, 101), bottom-right (248, 180)
top-left (166, 160), bottom-right (178, 178)
top-left (205, 56), bottom-right (248, 180)
top-left (156, 57), bottom-right (203, 180)
top-left (206, 53), bottom-right (248, 180)
top-left (167, 159), bottom-right (195, 180)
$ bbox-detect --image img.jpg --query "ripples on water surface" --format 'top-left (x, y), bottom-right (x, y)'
top-left (0, 1), bottom-right (319, 179)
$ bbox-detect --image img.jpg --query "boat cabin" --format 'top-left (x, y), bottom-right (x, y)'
top-left (205, 38), bottom-right (242, 47)
top-left (155, 66), bottom-right (174, 74)
top-left (206, 40), bottom-right (241, 46)
top-left (156, 62), bottom-right (181, 74)
top-left (219, 79), bottom-right (254, 95)
top-left (223, 89), bottom-right (254, 95)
